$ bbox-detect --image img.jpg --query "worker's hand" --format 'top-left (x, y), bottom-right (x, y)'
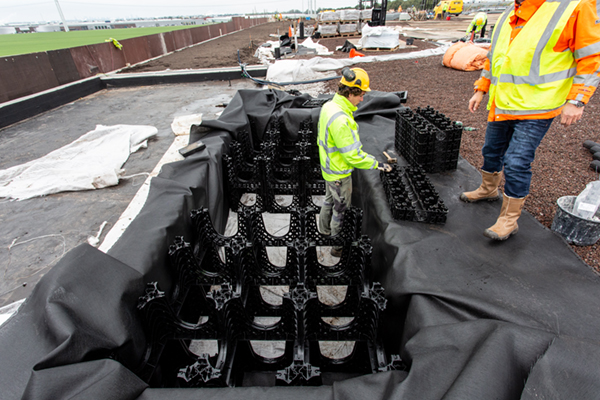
top-left (469, 91), bottom-right (484, 113)
top-left (560, 102), bottom-right (584, 127)
top-left (378, 163), bottom-right (392, 172)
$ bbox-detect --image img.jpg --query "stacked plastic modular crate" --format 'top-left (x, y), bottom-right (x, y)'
top-left (380, 165), bottom-right (448, 224)
top-left (136, 118), bottom-right (403, 387)
top-left (379, 106), bottom-right (463, 224)
top-left (395, 106), bottom-right (463, 173)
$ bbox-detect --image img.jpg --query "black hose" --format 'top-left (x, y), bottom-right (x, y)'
top-left (237, 49), bottom-right (341, 87)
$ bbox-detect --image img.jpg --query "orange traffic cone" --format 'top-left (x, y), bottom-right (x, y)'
top-left (288, 26), bottom-right (293, 37)
top-left (349, 48), bottom-right (365, 58)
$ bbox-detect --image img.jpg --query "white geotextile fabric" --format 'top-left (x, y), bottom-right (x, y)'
top-left (171, 114), bottom-right (202, 136)
top-left (254, 38), bottom-right (333, 65)
top-left (0, 124), bottom-right (158, 201)
top-left (265, 45), bottom-right (449, 84)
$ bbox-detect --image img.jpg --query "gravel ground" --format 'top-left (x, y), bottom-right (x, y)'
top-left (125, 21), bottom-right (600, 273)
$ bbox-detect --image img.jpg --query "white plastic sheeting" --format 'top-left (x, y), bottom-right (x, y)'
top-left (339, 23), bottom-right (358, 34)
top-left (254, 38), bottom-right (333, 65)
top-left (319, 11), bottom-right (340, 21)
top-left (265, 45), bottom-right (449, 84)
top-left (361, 9), bottom-right (373, 19)
top-left (318, 24), bottom-right (338, 35)
top-left (359, 25), bottom-right (400, 49)
top-left (0, 124), bottom-right (158, 201)
top-left (339, 10), bottom-right (360, 21)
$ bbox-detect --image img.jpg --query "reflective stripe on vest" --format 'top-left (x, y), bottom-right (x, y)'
top-left (488, 0), bottom-right (580, 114)
top-left (320, 111), bottom-right (354, 176)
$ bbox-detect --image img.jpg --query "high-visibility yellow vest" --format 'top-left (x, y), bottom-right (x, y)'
top-left (467, 12), bottom-right (487, 34)
top-left (318, 94), bottom-right (378, 181)
top-left (487, 0), bottom-right (579, 116)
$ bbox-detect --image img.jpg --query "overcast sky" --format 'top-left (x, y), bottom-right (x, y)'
top-left (1, 0), bottom-right (360, 24)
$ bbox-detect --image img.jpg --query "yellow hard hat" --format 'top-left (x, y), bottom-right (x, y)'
top-left (340, 67), bottom-right (371, 91)
top-left (476, 17), bottom-right (483, 25)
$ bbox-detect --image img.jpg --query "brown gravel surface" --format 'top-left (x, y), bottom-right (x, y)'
top-left (124, 21), bottom-right (600, 273)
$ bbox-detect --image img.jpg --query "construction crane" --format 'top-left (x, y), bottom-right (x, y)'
top-left (358, 0), bottom-right (388, 26)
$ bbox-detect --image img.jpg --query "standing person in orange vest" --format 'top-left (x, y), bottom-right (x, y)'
top-left (462, 0), bottom-right (600, 241)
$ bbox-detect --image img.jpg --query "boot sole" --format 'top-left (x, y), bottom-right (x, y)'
top-left (459, 194), bottom-right (501, 203)
top-left (483, 226), bottom-right (518, 241)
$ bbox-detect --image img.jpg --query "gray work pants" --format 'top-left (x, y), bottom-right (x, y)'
top-left (318, 176), bottom-right (352, 250)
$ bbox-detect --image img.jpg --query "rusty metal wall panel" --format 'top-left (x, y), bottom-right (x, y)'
top-left (190, 26), bottom-right (209, 44)
top-left (232, 17), bottom-right (244, 31)
top-left (0, 53), bottom-right (59, 102)
top-left (70, 46), bottom-right (99, 79)
top-left (205, 25), bottom-right (213, 39)
top-left (172, 29), bottom-right (192, 50)
top-left (199, 26), bottom-right (211, 42)
top-left (69, 43), bottom-right (126, 78)
top-left (146, 34), bottom-right (168, 58)
top-left (212, 23), bottom-right (226, 37)
top-left (121, 36), bottom-right (151, 66)
top-left (47, 49), bottom-right (81, 85)
top-left (92, 43), bottom-right (126, 73)
top-left (162, 32), bottom-right (176, 53)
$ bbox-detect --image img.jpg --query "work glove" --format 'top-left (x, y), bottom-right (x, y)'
top-left (378, 163), bottom-right (392, 172)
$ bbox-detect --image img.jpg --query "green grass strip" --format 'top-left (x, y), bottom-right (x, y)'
top-left (0, 24), bottom-right (210, 57)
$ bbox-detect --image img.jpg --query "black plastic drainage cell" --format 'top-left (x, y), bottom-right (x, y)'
top-left (395, 106), bottom-right (463, 173)
top-left (136, 113), bottom-right (404, 387)
top-left (224, 119), bottom-right (325, 213)
top-left (381, 165), bottom-right (448, 224)
top-left (136, 209), bottom-right (404, 387)
top-left (301, 98), bottom-right (330, 108)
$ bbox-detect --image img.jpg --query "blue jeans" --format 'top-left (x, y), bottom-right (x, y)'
top-left (482, 118), bottom-right (554, 198)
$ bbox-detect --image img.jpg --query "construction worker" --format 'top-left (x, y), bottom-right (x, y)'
top-left (318, 67), bottom-right (390, 257)
top-left (466, 12), bottom-right (487, 39)
top-left (442, 1), bottom-right (449, 18)
top-left (462, 0), bottom-right (600, 241)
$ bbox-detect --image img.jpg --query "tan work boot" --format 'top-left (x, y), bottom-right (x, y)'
top-left (460, 171), bottom-right (502, 202)
top-left (483, 194), bottom-right (527, 240)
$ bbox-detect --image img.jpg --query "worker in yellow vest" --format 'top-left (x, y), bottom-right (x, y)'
top-left (318, 68), bottom-right (390, 257)
top-left (462, 0), bottom-right (600, 241)
top-left (466, 12), bottom-right (487, 39)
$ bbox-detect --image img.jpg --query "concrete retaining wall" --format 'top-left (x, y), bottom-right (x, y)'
top-left (0, 17), bottom-right (268, 104)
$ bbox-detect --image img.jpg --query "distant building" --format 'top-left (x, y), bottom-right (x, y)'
top-left (3, 17), bottom-right (211, 35)
top-left (0, 26), bottom-right (17, 34)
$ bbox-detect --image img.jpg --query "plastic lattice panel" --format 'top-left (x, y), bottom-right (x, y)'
top-left (224, 119), bottom-right (325, 213)
top-left (395, 106), bottom-right (463, 173)
top-left (137, 205), bottom-right (403, 387)
top-left (381, 164), bottom-right (448, 224)
top-left (137, 113), bottom-right (404, 388)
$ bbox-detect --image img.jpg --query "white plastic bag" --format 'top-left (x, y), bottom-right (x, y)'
top-left (573, 180), bottom-right (600, 220)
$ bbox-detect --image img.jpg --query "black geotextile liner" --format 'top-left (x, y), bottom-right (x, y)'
top-left (1, 89), bottom-right (600, 399)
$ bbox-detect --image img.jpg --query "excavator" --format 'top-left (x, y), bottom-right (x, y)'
top-left (359, 0), bottom-right (388, 26)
